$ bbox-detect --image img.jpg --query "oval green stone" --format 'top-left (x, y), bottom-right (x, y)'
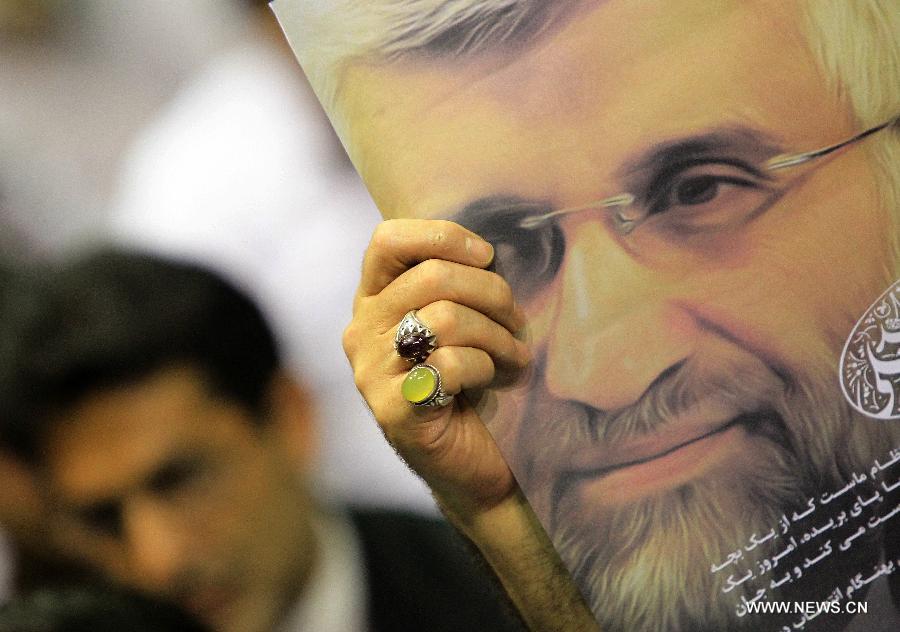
top-left (402, 366), bottom-right (438, 404)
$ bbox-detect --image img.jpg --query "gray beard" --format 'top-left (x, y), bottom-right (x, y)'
top-left (555, 441), bottom-right (798, 631)
top-left (516, 351), bottom-right (896, 632)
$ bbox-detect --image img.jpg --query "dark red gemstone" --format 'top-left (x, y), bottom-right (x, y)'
top-left (397, 334), bottom-right (432, 358)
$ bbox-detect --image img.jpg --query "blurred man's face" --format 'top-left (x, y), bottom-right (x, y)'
top-left (41, 366), bottom-right (316, 632)
top-left (341, 0), bottom-right (897, 628)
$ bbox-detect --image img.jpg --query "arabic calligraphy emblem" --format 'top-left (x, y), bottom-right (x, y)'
top-left (840, 277), bottom-right (900, 420)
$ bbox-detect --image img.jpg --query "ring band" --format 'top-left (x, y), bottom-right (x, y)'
top-left (394, 310), bottom-right (437, 362)
top-left (402, 364), bottom-right (454, 408)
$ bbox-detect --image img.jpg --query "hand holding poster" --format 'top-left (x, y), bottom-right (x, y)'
top-left (272, 1), bottom-right (900, 630)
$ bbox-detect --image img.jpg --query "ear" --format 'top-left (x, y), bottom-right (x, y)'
top-left (265, 370), bottom-right (319, 473)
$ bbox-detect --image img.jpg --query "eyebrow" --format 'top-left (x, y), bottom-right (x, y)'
top-left (60, 451), bottom-right (208, 514)
top-left (446, 126), bottom-right (788, 223)
top-left (619, 126), bottom-right (786, 180)
top-left (450, 195), bottom-right (553, 224)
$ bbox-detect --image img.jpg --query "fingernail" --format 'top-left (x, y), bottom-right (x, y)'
top-left (466, 236), bottom-right (494, 264)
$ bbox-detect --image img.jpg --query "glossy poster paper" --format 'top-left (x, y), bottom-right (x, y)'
top-left (272, 1), bottom-right (900, 630)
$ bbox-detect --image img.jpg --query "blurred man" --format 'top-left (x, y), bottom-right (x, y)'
top-left (283, 0), bottom-right (900, 630)
top-left (0, 248), bottom-right (522, 632)
top-left (108, 0), bottom-right (425, 512)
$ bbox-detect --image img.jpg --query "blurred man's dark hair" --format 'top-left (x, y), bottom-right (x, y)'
top-left (1, 247), bottom-right (281, 462)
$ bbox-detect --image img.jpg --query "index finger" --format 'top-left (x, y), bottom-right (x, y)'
top-left (359, 219), bottom-right (495, 297)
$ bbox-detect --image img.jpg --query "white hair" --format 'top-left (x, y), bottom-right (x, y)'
top-left (803, 0), bottom-right (900, 269)
top-left (282, 0), bottom-right (900, 260)
top-left (280, 0), bottom-right (578, 131)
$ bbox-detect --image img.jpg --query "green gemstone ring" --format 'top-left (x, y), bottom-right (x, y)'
top-left (401, 364), bottom-right (454, 408)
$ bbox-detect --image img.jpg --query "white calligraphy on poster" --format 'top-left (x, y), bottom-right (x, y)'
top-left (840, 278), bottom-right (900, 420)
top-left (710, 445), bottom-right (900, 627)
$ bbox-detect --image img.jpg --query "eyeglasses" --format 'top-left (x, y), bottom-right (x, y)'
top-left (450, 116), bottom-right (897, 301)
top-left (518, 116), bottom-right (898, 235)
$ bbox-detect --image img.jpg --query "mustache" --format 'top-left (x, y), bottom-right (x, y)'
top-left (515, 347), bottom-right (793, 527)
top-left (515, 339), bottom-right (897, 535)
top-left (520, 347), bottom-right (788, 474)
top-left (592, 353), bottom-right (785, 444)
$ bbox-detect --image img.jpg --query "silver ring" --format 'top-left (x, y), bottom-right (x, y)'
top-left (402, 364), bottom-right (454, 408)
top-left (394, 309), bottom-right (437, 362)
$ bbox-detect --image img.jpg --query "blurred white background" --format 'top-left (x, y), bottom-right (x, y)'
top-left (0, 0), bottom-right (434, 524)
top-left (1, 0), bottom-right (246, 252)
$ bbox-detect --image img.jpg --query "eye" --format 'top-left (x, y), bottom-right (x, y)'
top-left (77, 501), bottom-right (123, 537)
top-left (452, 196), bottom-right (564, 301)
top-left (646, 161), bottom-right (773, 232)
top-left (148, 455), bottom-right (209, 498)
top-left (661, 165), bottom-right (760, 209)
top-left (672, 175), bottom-right (722, 205)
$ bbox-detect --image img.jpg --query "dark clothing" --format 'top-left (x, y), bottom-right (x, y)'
top-left (352, 509), bottom-right (526, 632)
top-left (12, 548), bottom-right (98, 595)
top-left (8, 508), bottom-right (525, 631)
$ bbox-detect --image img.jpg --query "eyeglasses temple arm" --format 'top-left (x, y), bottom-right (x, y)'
top-left (518, 194), bottom-right (635, 229)
top-left (766, 117), bottom-right (897, 171)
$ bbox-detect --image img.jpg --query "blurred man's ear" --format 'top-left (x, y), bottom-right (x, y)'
top-left (264, 371), bottom-right (319, 473)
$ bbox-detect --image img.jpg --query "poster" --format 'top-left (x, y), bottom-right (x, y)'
top-left (272, 1), bottom-right (900, 630)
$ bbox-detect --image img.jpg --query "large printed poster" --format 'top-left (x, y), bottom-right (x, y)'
top-left (272, 1), bottom-right (900, 630)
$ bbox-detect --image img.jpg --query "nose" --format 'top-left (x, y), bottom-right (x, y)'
top-left (542, 219), bottom-right (698, 411)
top-left (123, 497), bottom-right (190, 589)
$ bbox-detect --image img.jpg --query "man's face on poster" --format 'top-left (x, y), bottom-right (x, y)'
top-left (340, 0), bottom-right (896, 629)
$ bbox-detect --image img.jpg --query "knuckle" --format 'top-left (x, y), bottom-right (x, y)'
top-left (426, 346), bottom-right (449, 371)
top-left (352, 364), bottom-right (371, 394)
top-left (446, 348), bottom-right (468, 378)
top-left (479, 349), bottom-right (497, 378)
top-left (427, 220), bottom-right (462, 253)
top-left (433, 346), bottom-right (464, 378)
top-left (427, 227), bottom-right (448, 248)
top-left (424, 300), bottom-right (457, 332)
top-left (414, 258), bottom-right (446, 293)
top-left (342, 323), bottom-right (358, 356)
top-left (370, 220), bottom-right (399, 252)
